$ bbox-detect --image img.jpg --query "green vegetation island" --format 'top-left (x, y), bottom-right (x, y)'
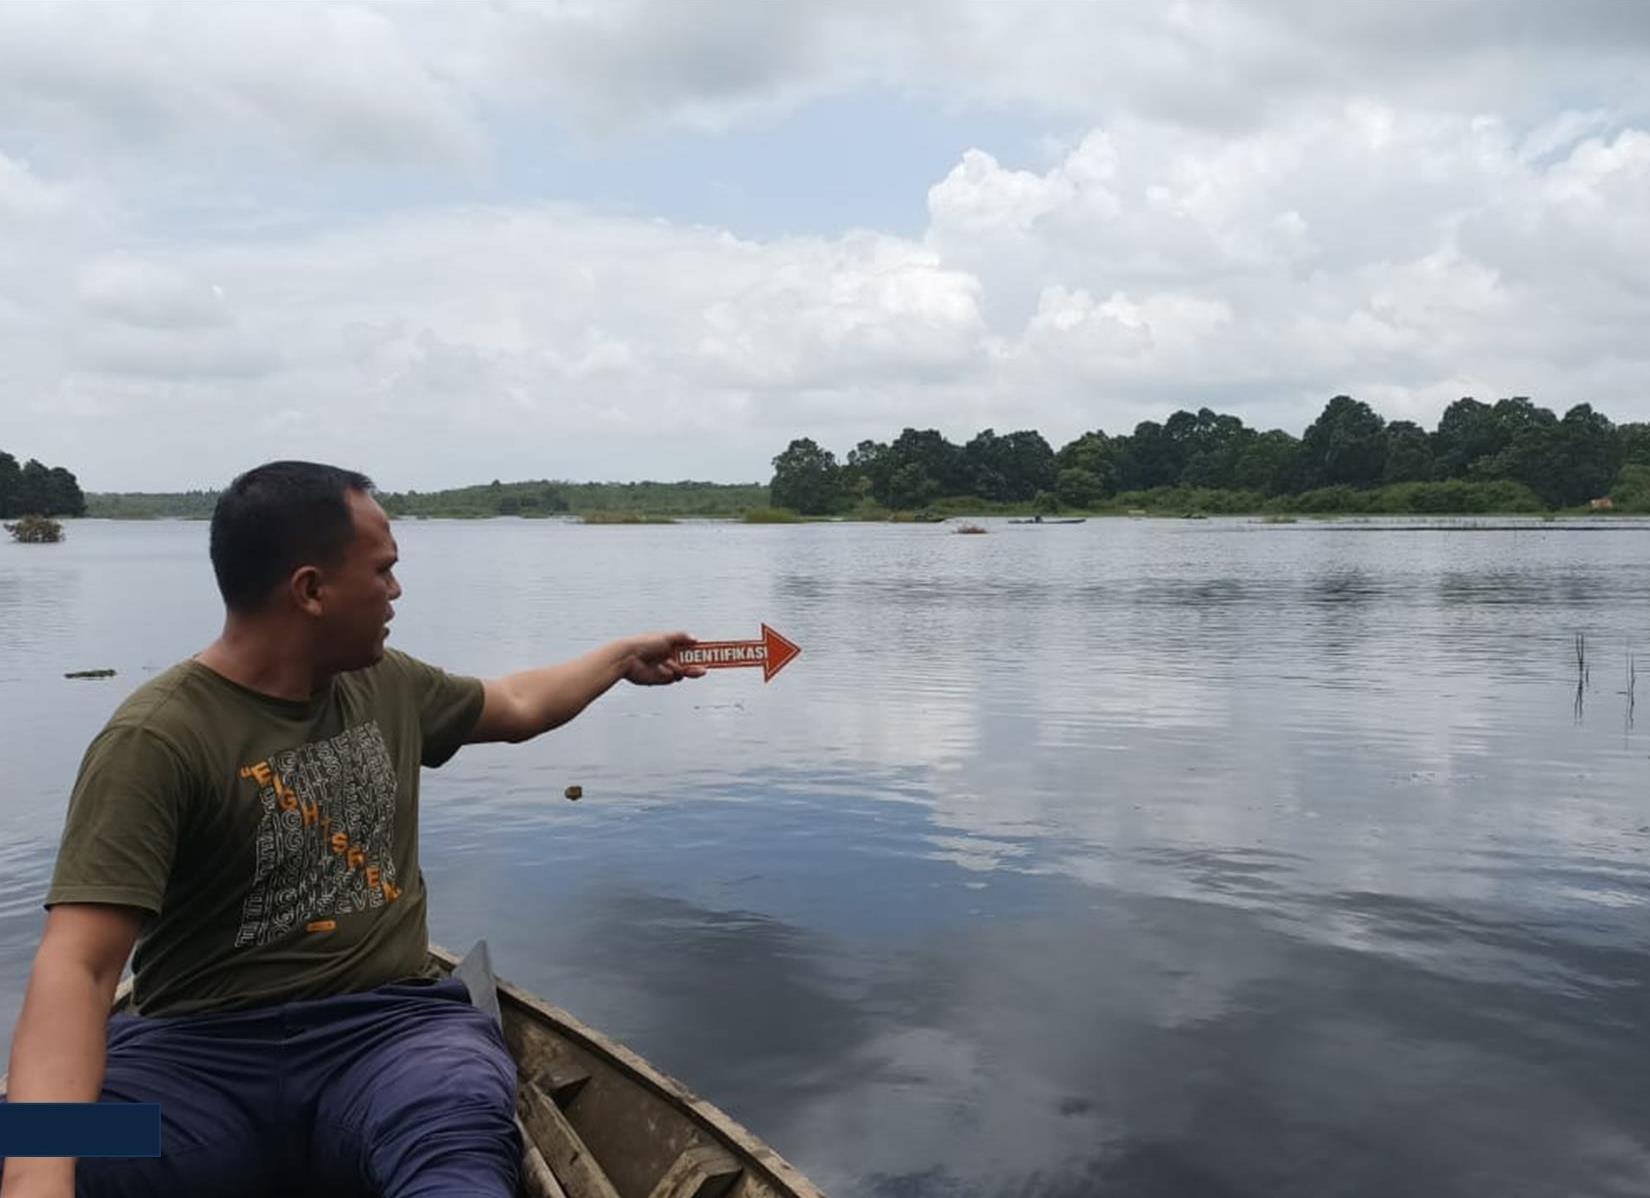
top-left (69, 394), bottom-right (1650, 523)
top-left (769, 394), bottom-right (1650, 519)
top-left (0, 452), bottom-right (86, 519)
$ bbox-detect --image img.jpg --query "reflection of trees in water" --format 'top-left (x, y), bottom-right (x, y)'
top-left (1309, 568), bottom-right (1381, 604)
top-left (1440, 570), bottom-right (1620, 609)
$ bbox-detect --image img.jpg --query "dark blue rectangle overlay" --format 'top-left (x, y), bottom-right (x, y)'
top-left (0, 1103), bottom-right (161, 1157)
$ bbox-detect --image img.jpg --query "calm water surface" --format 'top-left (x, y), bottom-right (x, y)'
top-left (3, 517), bottom-right (1649, 1197)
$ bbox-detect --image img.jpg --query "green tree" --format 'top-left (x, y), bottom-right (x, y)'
top-left (841, 439), bottom-right (887, 504)
top-left (1489, 397), bottom-right (1555, 443)
top-left (870, 429), bottom-right (964, 507)
top-left (1055, 467), bottom-right (1105, 508)
top-left (1382, 420), bottom-right (1434, 483)
top-left (16, 459), bottom-right (52, 514)
top-left (769, 437), bottom-right (843, 515)
top-left (45, 466), bottom-right (86, 516)
top-left (1231, 429), bottom-right (1300, 495)
top-left (1003, 430), bottom-right (1058, 496)
top-left (1433, 397), bottom-right (1499, 478)
top-left (1431, 397), bottom-right (1556, 486)
top-left (1055, 430), bottom-right (1121, 498)
top-left (1465, 398), bottom-right (1557, 483)
top-left (1610, 463), bottom-right (1650, 511)
top-left (1180, 450), bottom-right (1225, 488)
top-left (1472, 401), bottom-right (1613, 506)
top-left (1165, 407), bottom-right (1248, 489)
top-left (1298, 396), bottom-right (1387, 488)
top-left (962, 429), bottom-right (1008, 501)
top-left (0, 452), bottom-right (19, 519)
top-left (1542, 404), bottom-right (1621, 506)
top-left (963, 428), bottom-right (1056, 502)
top-left (1160, 409), bottom-right (1202, 476)
top-left (1119, 420), bottom-right (1181, 489)
top-left (884, 461), bottom-right (939, 509)
top-left (1617, 422), bottom-right (1650, 467)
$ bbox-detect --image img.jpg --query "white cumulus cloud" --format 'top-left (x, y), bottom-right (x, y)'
top-left (3, 3), bottom-right (1650, 489)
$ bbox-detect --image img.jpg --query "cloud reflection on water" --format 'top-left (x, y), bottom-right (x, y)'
top-left (5, 519), bottom-right (1650, 1195)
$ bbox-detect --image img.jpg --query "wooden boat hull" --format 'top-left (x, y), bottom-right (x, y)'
top-left (435, 943), bottom-right (825, 1198)
top-left (2, 944), bottom-right (826, 1198)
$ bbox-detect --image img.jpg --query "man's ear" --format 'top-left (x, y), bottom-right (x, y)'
top-left (289, 565), bottom-right (324, 617)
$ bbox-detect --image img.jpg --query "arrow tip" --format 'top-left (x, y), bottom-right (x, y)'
top-left (761, 623), bottom-right (801, 682)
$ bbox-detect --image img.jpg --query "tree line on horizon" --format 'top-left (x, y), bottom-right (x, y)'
top-left (375, 478), bottom-right (768, 519)
top-left (0, 451), bottom-right (86, 519)
top-left (86, 478), bottom-right (772, 520)
top-left (769, 395), bottom-right (1647, 515)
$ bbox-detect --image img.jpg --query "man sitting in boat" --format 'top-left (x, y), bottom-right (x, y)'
top-left (0, 461), bottom-right (705, 1198)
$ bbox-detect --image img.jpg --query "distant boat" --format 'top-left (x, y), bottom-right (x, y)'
top-left (1007, 517), bottom-right (1087, 524)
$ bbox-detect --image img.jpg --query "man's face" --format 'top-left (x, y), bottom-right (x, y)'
top-left (317, 491), bottom-right (402, 671)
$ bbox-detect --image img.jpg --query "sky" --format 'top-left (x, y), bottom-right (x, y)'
top-left (2, 1), bottom-right (1649, 492)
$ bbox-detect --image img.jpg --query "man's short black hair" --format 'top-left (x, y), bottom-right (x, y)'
top-left (210, 461), bottom-right (375, 612)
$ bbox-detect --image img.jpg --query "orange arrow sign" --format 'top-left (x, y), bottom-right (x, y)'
top-left (676, 624), bottom-right (801, 683)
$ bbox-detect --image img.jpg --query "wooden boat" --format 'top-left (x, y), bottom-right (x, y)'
top-left (441, 942), bottom-right (828, 1198)
top-left (1006, 517), bottom-right (1086, 525)
top-left (2, 942), bottom-right (827, 1198)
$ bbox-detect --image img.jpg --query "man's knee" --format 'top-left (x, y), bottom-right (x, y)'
top-left (315, 1003), bottom-right (520, 1197)
top-left (398, 1013), bottom-right (517, 1110)
top-left (389, 1045), bottom-right (517, 1124)
top-left (363, 1076), bottom-right (521, 1198)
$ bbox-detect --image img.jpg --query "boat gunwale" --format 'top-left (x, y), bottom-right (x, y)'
top-left (445, 944), bottom-right (827, 1198)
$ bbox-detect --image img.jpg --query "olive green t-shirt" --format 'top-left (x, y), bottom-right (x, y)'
top-left (46, 650), bottom-right (484, 1017)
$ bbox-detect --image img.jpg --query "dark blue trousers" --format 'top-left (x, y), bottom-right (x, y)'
top-left (8, 977), bottom-right (520, 1198)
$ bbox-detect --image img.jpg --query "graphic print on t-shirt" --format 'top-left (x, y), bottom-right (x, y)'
top-left (235, 722), bottom-right (402, 947)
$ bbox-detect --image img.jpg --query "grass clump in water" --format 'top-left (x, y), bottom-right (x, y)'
top-left (6, 515), bottom-right (64, 543)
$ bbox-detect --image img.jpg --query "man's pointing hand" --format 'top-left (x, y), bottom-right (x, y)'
top-left (623, 631), bottom-right (704, 686)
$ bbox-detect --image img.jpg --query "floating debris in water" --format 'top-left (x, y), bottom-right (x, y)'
top-left (65, 668), bottom-right (116, 679)
top-left (564, 785), bottom-right (583, 801)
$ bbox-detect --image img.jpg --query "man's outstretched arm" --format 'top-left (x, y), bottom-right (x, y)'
top-left (467, 631), bottom-right (703, 745)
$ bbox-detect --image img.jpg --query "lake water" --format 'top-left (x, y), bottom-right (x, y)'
top-left (3, 517), bottom-right (1649, 1197)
